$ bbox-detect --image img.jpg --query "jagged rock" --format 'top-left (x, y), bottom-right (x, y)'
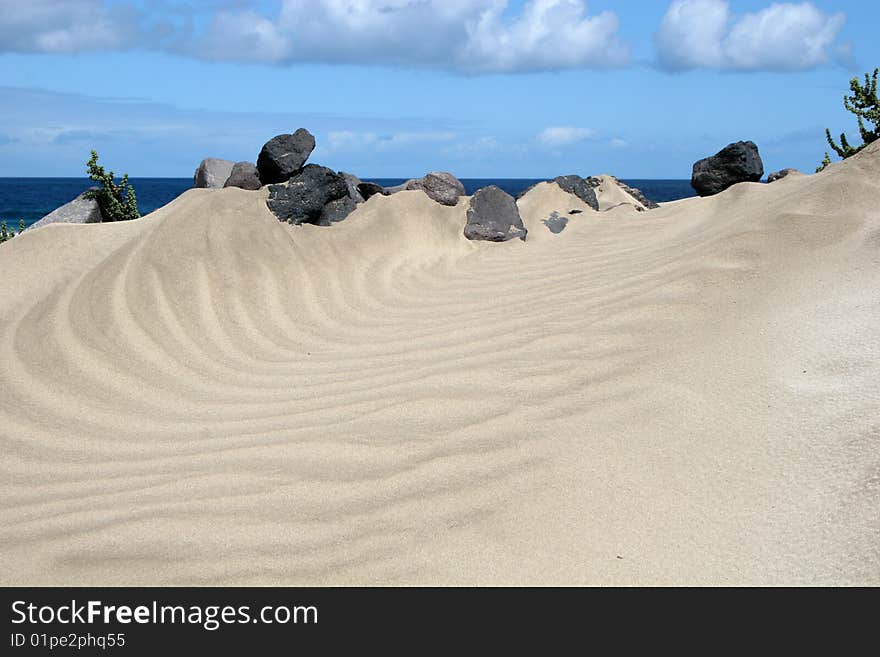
top-left (552, 175), bottom-right (600, 211)
top-left (223, 162), bottom-right (262, 190)
top-left (767, 168), bottom-right (801, 183)
top-left (543, 211), bottom-right (569, 234)
top-left (464, 186), bottom-right (527, 242)
top-left (691, 141), bottom-right (764, 197)
top-left (608, 177), bottom-right (659, 209)
top-left (340, 172), bottom-right (365, 203)
top-left (406, 172), bottom-right (465, 206)
top-left (194, 158), bottom-right (235, 189)
top-left (266, 164), bottom-right (349, 225)
top-left (257, 129), bottom-right (316, 185)
top-left (28, 189), bottom-right (103, 230)
top-left (357, 182), bottom-right (389, 200)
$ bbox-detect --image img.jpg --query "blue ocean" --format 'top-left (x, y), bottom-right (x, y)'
top-left (0, 178), bottom-right (697, 229)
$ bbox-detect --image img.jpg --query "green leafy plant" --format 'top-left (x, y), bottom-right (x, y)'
top-left (820, 68), bottom-right (879, 170)
top-left (84, 150), bottom-right (140, 222)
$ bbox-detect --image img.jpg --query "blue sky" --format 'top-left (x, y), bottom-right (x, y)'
top-left (0, 0), bottom-right (878, 178)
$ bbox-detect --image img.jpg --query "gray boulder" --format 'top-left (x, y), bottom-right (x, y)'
top-left (257, 129), bottom-right (316, 185)
top-left (384, 181), bottom-right (414, 194)
top-left (691, 141), bottom-right (764, 197)
top-left (266, 164), bottom-right (350, 225)
top-left (767, 168), bottom-right (800, 183)
top-left (28, 189), bottom-right (103, 230)
top-left (340, 172), bottom-right (365, 203)
top-left (552, 175), bottom-right (599, 211)
top-left (223, 162), bottom-right (262, 190)
top-left (464, 186), bottom-right (527, 242)
top-left (406, 172), bottom-right (466, 206)
top-left (357, 181), bottom-right (389, 200)
top-left (194, 158), bottom-right (235, 189)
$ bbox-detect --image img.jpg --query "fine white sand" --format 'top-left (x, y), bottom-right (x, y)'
top-left (1, 144), bottom-right (879, 586)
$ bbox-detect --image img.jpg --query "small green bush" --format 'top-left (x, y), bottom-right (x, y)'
top-left (84, 150), bottom-right (140, 222)
top-left (0, 219), bottom-right (25, 244)
top-left (819, 68), bottom-right (879, 170)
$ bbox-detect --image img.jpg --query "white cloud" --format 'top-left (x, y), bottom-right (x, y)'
top-left (538, 126), bottom-right (596, 147)
top-left (197, 0), bottom-right (629, 73)
top-left (326, 130), bottom-right (456, 152)
top-left (459, 0), bottom-right (629, 73)
top-left (655, 0), bottom-right (847, 72)
top-left (0, 0), bottom-right (136, 53)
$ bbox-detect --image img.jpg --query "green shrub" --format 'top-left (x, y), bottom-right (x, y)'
top-left (820, 68), bottom-right (879, 170)
top-left (0, 219), bottom-right (25, 244)
top-left (84, 150), bottom-right (140, 222)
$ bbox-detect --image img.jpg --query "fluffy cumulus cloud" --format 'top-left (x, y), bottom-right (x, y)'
top-left (0, 0), bottom-right (137, 53)
top-left (196, 0), bottom-right (629, 73)
top-left (655, 0), bottom-right (847, 71)
top-left (537, 126), bottom-right (596, 147)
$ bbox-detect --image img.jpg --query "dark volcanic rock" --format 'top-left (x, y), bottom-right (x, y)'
top-left (194, 158), bottom-right (235, 189)
top-left (553, 175), bottom-right (599, 211)
top-left (28, 189), bottom-right (102, 230)
top-left (266, 164), bottom-right (349, 225)
top-left (257, 129), bottom-right (316, 185)
top-left (464, 186), bottom-right (527, 242)
top-left (223, 162), bottom-right (262, 190)
top-left (357, 182), bottom-right (389, 200)
top-left (767, 168), bottom-right (800, 183)
top-left (406, 172), bottom-right (465, 206)
top-left (320, 196), bottom-right (358, 225)
top-left (691, 141), bottom-right (764, 197)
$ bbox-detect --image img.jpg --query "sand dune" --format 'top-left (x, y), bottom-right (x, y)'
top-left (1, 144), bottom-right (879, 586)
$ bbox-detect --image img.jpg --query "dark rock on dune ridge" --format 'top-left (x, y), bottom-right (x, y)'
top-left (266, 164), bottom-right (350, 226)
top-left (465, 186), bottom-right (527, 242)
top-left (767, 168), bottom-right (800, 183)
top-left (357, 181), bottom-right (389, 200)
top-left (257, 129), bottom-right (316, 185)
top-left (691, 141), bottom-right (764, 197)
top-left (224, 162), bottom-right (262, 190)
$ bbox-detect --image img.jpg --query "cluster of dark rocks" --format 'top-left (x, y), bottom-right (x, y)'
top-left (194, 129), bottom-right (474, 228)
top-left (690, 141), bottom-right (802, 196)
top-left (194, 129), bottom-right (529, 240)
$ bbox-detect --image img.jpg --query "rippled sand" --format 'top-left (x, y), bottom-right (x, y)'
top-left (1, 146), bottom-right (879, 585)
